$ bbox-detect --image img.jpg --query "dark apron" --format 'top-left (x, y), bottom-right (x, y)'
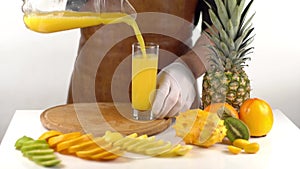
top-left (67, 0), bottom-right (200, 103)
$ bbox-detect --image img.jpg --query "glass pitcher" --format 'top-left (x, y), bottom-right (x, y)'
top-left (22, 0), bottom-right (137, 33)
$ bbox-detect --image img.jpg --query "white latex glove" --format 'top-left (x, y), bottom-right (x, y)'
top-left (151, 61), bottom-right (197, 119)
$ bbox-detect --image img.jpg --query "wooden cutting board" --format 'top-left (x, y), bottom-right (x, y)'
top-left (40, 102), bottom-right (172, 136)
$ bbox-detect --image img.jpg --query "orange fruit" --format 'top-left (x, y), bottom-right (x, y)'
top-left (204, 103), bottom-right (239, 119)
top-left (48, 132), bottom-right (82, 148)
top-left (38, 130), bottom-right (63, 141)
top-left (56, 134), bottom-right (93, 152)
top-left (239, 98), bottom-right (273, 137)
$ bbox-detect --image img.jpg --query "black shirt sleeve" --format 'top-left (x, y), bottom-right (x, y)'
top-left (194, 0), bottom-right (216, 30)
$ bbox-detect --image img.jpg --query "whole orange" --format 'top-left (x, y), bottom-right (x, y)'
top-left (204, 103), bottom-right (239, 119)
top-left (239, 98), bottom-right (273, 137)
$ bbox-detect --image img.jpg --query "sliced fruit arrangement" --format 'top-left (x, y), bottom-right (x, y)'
top-left (40, 131), bottom-right (124, 161)
top-left (15, 136), bottom-right (61, 167)
top-left (39, 130), bottom-right (192, 159)
top-left (38, 130), bottom-right (63, 141)
top-left (173, 109), bottom-right (227, 147)
top-left (227, 138), bottom-right (260, 154)
top-left (173, 108), bottom-right (251, 147)
top-left (172, 107), bottom-right (260, 155)
top-left (102, 131), bottom-right (193, 157)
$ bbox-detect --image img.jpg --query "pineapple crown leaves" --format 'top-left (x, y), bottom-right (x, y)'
top-left (204, 0), bottom-right (255, 72)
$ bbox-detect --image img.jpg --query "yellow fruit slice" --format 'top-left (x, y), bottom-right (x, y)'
top-left (244, 143), bottom-right (260, 154)
top-left (232, 139), bottom-right (250, 149)
top-left (158, 144), bottom-right (182, 157)
top-left (120, 134), bottom-right (151, 151)
top-left (101, 154), bottom-right (121, 160)
top-left (126, 136), bottom-right (155, 151)
top-left (103, 131), bottom-right (124, 143)
top-left (90, 146), bottom-right (123, 160)
top-left (121, 137), bottom-right (142, 149)
top-left (137, 139), bottom-right (166, 154)
top-left (144, 142), bottom-right (172, 156)
top-left (176, 145), bottom-right (193, 156)
top-left (102, 131), bottom-right (192, 157)
top-left (76, 143), bottom-right (112, 158)
top-left (158, 144), bottom-right (193, 157)
top-left (127, 133), bottom-right (138, 138)
top-left (56, 134), bottom-right (93, 152)
top-left (228, 145), bottom-right (242, 154)
top-left (137, 134), bottom-right (148, 139)
top-left (76, 147), bottom-right (106, 158)
top-left (38, 130), bottom-right (63, 141)
top-left (48, 132), bottom-right (82, 148)
top-left (113, 137), bottom-right (131, 147)
top-left (68, 137), bottom-right (106, 153)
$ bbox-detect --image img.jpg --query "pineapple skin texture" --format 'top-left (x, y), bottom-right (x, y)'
top-left (173, 109), bottom-right (227, 148)
top-left (202, 70), bottom-right (250, 111)
top-left (201, 0), bottom-right (254, 111)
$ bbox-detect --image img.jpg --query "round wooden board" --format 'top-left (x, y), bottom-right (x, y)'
top-left (40, 102), bottom-right (172, 136)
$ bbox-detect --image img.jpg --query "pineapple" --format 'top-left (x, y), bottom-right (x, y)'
top-left (202, 0), bottom-right (255, 110)
top-left (173, 109), bottom-right (227, 147)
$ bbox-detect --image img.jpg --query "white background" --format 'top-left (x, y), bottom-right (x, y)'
top-left (0, 0), bottom-right (299, 143)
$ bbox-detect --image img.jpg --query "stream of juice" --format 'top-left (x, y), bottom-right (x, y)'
top-left (23, 11), bottom-right (146, 55)
top-left (24, 11), bottom-right (154, 110)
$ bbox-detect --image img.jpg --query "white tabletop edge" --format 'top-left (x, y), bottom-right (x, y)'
top-left (1, 109), bottom-right (300, 169)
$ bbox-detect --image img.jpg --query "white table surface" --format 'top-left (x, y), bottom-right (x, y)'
top-left (0, 109), bottom-right (300, 169)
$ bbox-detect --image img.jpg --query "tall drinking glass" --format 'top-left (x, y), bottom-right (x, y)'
top-left (132, 42), bottom-right (159, 120)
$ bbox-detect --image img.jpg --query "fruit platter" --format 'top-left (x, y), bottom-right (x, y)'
top-left (1, 108), bottom-right (300, 169)
top-left (10, 98), bottom-right (274, 168)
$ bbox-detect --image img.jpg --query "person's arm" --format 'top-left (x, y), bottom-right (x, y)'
top-left (181, 0), bottom-right (216, 78)
top-left (151, 0), bottom-right (216, 118)
top-left (180, 32), bottom-right (213, 78)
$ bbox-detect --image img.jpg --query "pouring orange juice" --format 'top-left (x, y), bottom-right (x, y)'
top-left (23, 11), bottom-right (129, 33)
top-left (22, 0), bottom-right (155, 120)
top-left (22, 0), bottom-right (146, 54)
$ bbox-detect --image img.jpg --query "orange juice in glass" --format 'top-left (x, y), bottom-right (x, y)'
top-left (132, 43), bottom-right (159, 120)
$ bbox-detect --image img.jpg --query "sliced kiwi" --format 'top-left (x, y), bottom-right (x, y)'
top-left (15, 136), bottom-right (61, 167)
top-left (24, 149), bottom-right (55, 157)
top-left (21, 144), bottom-right (50, 153)
top-left (22, 139), bottom-right (47, 146)
top-left (224, 117), bottom-right (250, 142)
top-left (37, 159), bottom-right (61, 167)
top-left (15, 136), bottom-right (34, 150)
top-left (31, 154), bottom-right (57, 162)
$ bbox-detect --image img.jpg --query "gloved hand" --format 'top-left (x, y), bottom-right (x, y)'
top-left (151, 60), bottom-right (198, 119)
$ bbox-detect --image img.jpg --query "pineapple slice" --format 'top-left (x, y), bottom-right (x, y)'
top-left (173, 109), bottom-right (227, 147)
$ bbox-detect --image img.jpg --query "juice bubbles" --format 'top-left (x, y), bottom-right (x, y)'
top-left (132, 54), bottom-right (158, 111)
